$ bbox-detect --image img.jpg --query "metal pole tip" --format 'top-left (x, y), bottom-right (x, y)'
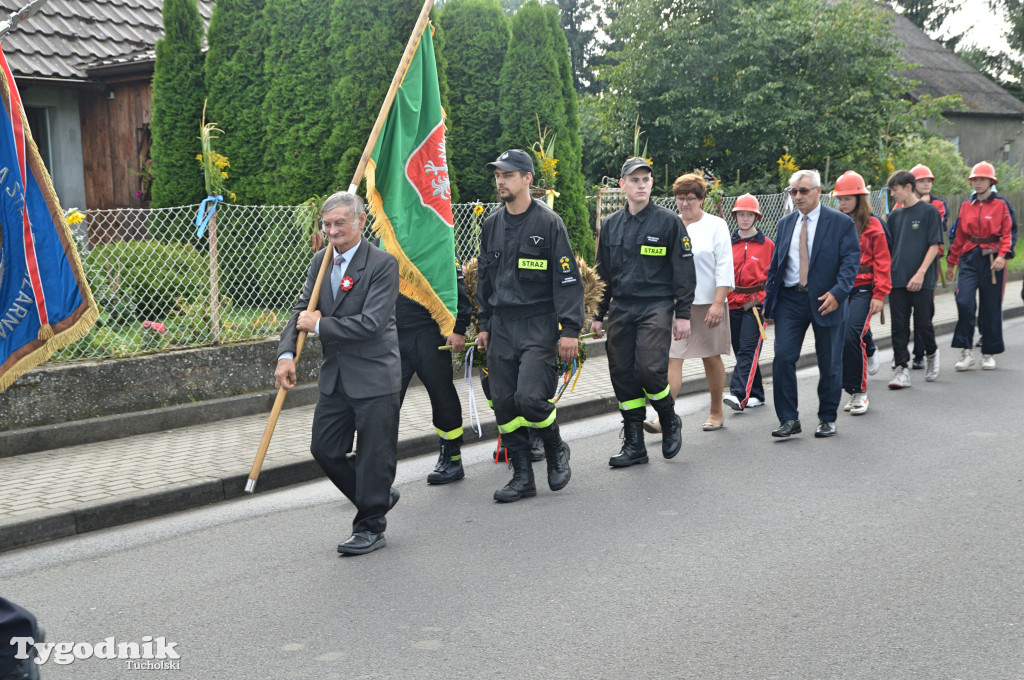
top-left (244, 479), bottom-right (256, 494)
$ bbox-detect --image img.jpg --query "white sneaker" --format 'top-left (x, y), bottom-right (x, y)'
top-left (888, 367), bottom-right (911, 390)
top-left (955, 349), bottom-right (975, 371)
top-left (925, 351), bottom-right (939, 382)
top-left (866, 353), bottom-right (879, 376)
top-left (981, 354), bottom-right (996, 370)
top-left (850, 392), bottom-right (869, 415)
top-left (843, 393), bottom-right (856, 411)
top-left (746, 397), bottom-right (764, 408)
top-left (723, 394), bottom-right (742, 411)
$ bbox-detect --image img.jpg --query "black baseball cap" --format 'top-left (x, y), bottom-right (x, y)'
top-left (486, 149), bottom-right (535, 174)
top-left (621, 157), bottom-right (653, 176)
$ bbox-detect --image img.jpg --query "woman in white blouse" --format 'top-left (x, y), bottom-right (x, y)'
top-left (647, 173), bottom-right (734, 432)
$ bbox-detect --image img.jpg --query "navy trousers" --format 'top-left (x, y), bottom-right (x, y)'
top-left (728, 307), bottom-right (765, 406)
top-left (952, 247), bottom-right (1005, 355)
top-left (772, 286), bottom-right (845, 423)
top-left (842, 287), bottom-right (873, 394)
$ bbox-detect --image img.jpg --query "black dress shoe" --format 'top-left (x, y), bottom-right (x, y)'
top-left (814, 421), bottom-right (836, 438)
top-left (772, 419), bottom-right (802, 437)
top-left (337, 531), bottom-right (386, 555)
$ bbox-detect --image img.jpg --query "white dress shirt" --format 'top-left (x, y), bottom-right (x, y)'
top-left (686, 213), bottom-right (734, 304)
top-left (782, 203), bottom-right (821, 287)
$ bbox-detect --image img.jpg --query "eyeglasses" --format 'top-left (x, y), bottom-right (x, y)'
top-left (788, 186), bottom-right (818, 196)
top-left (676, 196), bottom-right (703, 204)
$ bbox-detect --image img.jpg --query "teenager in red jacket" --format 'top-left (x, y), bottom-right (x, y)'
top-left (947, 161), bottom-right (1013, 371)
top-left (834, 172), bottom-right (892, 414)
top-left (723, 194), bottom-right (774, 411)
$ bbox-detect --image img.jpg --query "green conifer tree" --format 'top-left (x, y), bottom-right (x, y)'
top-left (261, 0), bottom-right (335, 204)
top-left (499, 0), bottom-right (592, 261)
top-left (204, 0), bottom-right (266, 205)
top-left (441, 0), bottom-right (509, 202)
top-left (149, 0), bottom-right (206, 217)
top-left (330, 0), bottom-right (458, 201)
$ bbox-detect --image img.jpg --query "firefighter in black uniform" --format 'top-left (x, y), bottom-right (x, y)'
top-left (476, 149), bottom-right (585, 503)
top-left (397, 260), bottom-right (473, 484)
top-left (590, 157), bottom-right (696, 466)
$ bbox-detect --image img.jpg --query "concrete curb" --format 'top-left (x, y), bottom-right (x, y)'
top-left (2, 304), bottom-right (1021, 553)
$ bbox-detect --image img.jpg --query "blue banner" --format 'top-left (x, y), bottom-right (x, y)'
top-left (0, 49), bottom-right (97, 392)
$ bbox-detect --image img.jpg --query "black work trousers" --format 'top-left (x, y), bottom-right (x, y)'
top-left (606, 298), bottom-right (674, 422)
top-left (399, 326), bottom-right (463, 438)
top-left (728, 307), bottom-right (766, 405)
top-left (486, 310), bottom-right (559, 454)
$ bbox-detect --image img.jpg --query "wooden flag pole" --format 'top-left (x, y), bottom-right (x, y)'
top-left (245, 0), bottom-right (438, 494)
top-left (751, 306), bottom-right (768, 341)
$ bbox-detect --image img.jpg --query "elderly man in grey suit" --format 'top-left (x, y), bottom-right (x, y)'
top-left (275, 191), bottom-right (401, 556)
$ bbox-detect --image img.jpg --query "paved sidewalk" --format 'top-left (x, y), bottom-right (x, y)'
top-left (2, 286), bottom-right (1021, 552)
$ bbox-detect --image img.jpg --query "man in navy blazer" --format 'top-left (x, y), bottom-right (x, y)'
top-left (763, 170), bottom-right (861, 438)
top-left (276, 191), bottom-right (401, 555)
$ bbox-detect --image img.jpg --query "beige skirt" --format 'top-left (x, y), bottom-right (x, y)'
top-left (669, 304), bottom-right (733, 359)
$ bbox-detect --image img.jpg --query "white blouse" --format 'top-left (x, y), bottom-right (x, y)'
top-left (684, 212), bottom-right (734, 305)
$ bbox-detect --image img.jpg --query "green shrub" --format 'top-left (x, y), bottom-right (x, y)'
top-left (89, 241), bottom-right (208, 322)
top-left (892, 136), bottom-right (971, 196)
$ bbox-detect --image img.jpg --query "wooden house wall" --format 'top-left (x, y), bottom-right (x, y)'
top-left (79, 79), bottom-right (152, 213)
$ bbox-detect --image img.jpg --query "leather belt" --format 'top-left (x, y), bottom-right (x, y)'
top-left (733, 284), bottom-right (764, 294)
top-left (787, 284), bottom-right (808, 293)
top-left (858, 264), bottom-right (873, 274)
top-left (968, 235), bottom-right (1000, 244)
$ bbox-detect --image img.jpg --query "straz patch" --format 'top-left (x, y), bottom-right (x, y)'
top-left (561, 275), bottom-right (578, 286)
top-left (559, 256), bottom-right (572, 273)
top-left (518, 258), bottom-right (547, 270)
top-left (640, 245), bottom-right (667, 256)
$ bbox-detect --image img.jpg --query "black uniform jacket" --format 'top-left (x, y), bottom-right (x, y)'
top-left (594, 201), bottom-right (696, 321)
top-left (477, 199), bottom-right (585, 339)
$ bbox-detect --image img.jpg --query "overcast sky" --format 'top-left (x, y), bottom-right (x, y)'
top-left (942, 0), bottom-right (1010, 53)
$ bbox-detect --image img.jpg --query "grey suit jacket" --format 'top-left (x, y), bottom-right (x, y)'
top-left (278, 237), bottom-right (401, 399)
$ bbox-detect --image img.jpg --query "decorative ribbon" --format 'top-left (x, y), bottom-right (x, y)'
top-left (553, 359), bottom-right (581, 403)
top-left (195, 195), bottom-right (223, 238)
top-left (457, 346), bottom-right (483, 438)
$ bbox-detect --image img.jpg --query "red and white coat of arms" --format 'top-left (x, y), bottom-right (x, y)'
top-left (405, 122), bottom-right (455, 228)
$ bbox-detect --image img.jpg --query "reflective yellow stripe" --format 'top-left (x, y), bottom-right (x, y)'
top-left (644, 385), bottom-right (671, 401)
top-left (449, 454), bottom-right (461, 462)
top-left (498, 417), bottom-right (526, 434)
top-left (619, 397), bottom-right (646, 411)
top-left (435, 426), bottom-right (464, 440)
top-left (523, 408), bottom-right (557, 429)
top-left (640, 245), bottom-right (667, 256)
top-left (518, 258), bottom-right (547, 270)
top-left (487, 399), bottom-right (494, 408)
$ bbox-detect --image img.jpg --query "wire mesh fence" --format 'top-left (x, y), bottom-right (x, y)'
top-left (53, 188), bottom-right (894, 363)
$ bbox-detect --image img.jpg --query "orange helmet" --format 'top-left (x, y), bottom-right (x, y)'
top-left (910, 164), bottom-right (935, 181)
top-left (730, 193), bottom-right (762, 220)
top-left (833, 170), bottom-right (868, 196)
top-left (969, 161), bottom-right (997, 184)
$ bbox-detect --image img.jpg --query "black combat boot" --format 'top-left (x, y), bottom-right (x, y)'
top-left (609, 420), bottom-right (649, 467)
top-left (652, 399), bottom-right (682, 459)
top-left (537, 423), bottom-right (571, 491)
top-left (427, 437), bottom-right (465, 485)
top-left (493, 449), bottom-right (537, 502)
top-left (528, 429), bottom-right (546, 462)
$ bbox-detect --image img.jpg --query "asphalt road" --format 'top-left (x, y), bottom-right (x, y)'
top-left (3, 319), bottom-right (1023, 680)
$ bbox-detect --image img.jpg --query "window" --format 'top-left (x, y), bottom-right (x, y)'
top-left (24, 106), bottom-right (52, 177)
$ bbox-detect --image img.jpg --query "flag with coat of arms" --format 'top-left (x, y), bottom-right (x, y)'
top-left (365, 21), bottom-right (457, 337)
top-left (0, 46), bottom-right (97, 392)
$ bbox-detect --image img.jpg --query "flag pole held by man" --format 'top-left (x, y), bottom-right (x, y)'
top-left (0, 42), bottom-right (97, 393)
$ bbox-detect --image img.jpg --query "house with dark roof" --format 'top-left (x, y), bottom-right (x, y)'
top-left (2, 0), bottom-right (211, 211)
top-left (891, 10), bottom-right (1024, 171)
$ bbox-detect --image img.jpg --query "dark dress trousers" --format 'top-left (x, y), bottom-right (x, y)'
top-left (279, 237), bottom-right (401, 534)
top-left (763, 205), bottom-right (861, 423)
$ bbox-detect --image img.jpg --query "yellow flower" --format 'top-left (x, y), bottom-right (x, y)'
top-left (473, 204), bottom-right (484, 216)
top-left (66, 209), bottom-right (85, 225)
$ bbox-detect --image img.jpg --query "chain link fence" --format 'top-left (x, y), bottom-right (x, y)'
top-left (52, 188), bottom-right (893, 363)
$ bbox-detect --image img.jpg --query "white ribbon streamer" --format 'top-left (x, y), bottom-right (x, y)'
top-left (458, 346), bottom-right (482, 438)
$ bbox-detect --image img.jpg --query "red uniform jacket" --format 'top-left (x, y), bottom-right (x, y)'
top-left (853, 216), bottom-right (892, 300)
top-left (948, 194), bottom-right (1013, 267)
top-left (727, 230), bottom-right (774, 310)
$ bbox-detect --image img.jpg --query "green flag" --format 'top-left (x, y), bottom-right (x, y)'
top-left (366, 23), bottom-right (456, 336)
